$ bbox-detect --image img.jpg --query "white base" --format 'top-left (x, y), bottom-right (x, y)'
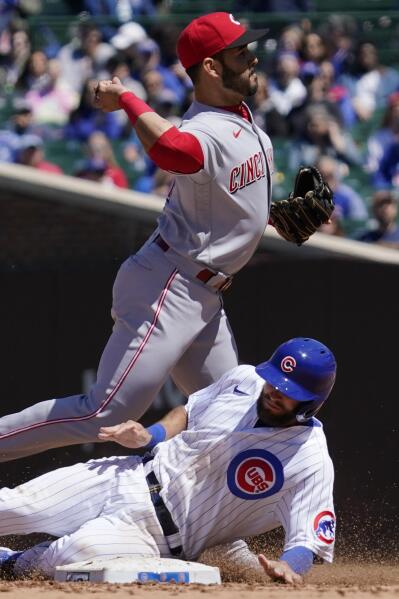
top-left (54, 556), bottom-right (221, 585)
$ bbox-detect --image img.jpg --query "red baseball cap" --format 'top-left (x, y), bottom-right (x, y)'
top-left (177, 12), bottom-right (268, 69)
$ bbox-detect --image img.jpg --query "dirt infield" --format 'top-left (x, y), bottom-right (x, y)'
top-left (0, 563), bottom-right (397, 599)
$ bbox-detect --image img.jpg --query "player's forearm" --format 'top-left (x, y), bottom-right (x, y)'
top-left (98, 405), bottom-right (187, 449)
top-left (157, 405), bottom-right (188, 439)
top-left (119, 92), bottom-right (173, 151)
top-left (200, 540), bottom-right (262, 575)
top-left (119, 91), bottom-right (204, 172)
top-left (118, 91), bottom-right (172, 151)
top-left (134, 112), bottom-right (175, 153)
top-left (221, 539), bottom-right (262, 571)
top-left (144, 405), bottom-right (187, 448)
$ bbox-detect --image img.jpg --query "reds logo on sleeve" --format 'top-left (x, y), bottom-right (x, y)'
top-left (227, 449), bottom-right (284, 500)
top-left (229, 152), bottom-right (266, 193)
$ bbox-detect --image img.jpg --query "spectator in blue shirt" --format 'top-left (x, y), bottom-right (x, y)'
top-left (0, 98), bottom-right (49, 162)
top-left (64, 78), bottom-right (124, 141)
top-left (84, 0), bottom-right (156, 22)
top-left (366, 91), bottom-right (399, 176)
top-left (135, 38), bottom-right (187, 105)
top-left (339, 41), bottom-right (399, 122)
top-left (369, 92), bottom-right (399, 190)
top-left (316, 155), bottom-right (368, 221)
top-left (357, 190), bottom-right (399, 248)
top-left (288, 105), bottom-right (361, 170)
top-left (373, 142), bottom-right (399, 190)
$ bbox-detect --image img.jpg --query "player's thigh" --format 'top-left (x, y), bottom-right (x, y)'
top-left (94, 262), bottom-right (223, 420)
top-left (38, 514), bottom-right (170, 575)
top-left (94, 254), bottom-right (179, 392)
top-left (171, 305), bottom-right (239, 396)
top-left (0, 457), bottom-right (122, 536)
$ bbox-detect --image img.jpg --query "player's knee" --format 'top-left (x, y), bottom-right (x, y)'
top-left (77, 392), bottom-right (113, 421)
top-left (78, 389), bottom-right (136, 427)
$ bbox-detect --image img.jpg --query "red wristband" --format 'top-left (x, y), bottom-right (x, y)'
top-left (119, 91), bottom-right (155, 126)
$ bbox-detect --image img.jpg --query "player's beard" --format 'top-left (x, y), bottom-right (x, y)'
top-left (220, 60), bottom-right (258, 97)
top-left (256, 392), bottom-right (298, 427)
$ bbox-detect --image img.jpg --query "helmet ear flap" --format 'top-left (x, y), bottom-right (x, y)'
top-left (296, 399), bottom-right (325, 423)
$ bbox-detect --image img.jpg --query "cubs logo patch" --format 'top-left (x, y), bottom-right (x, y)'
top-left (313, 510), bottom-right (336, 544)
top-left (281, 356), bottom-right (296, 373)
top-left (227, 449), bottom-right (284, 500)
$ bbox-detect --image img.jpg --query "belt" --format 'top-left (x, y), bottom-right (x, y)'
top-left (146, 468), bottom-right (182, 556)
top-left (153, 235), bottom-right (233, 292)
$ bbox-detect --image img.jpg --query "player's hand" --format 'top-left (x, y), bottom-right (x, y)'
top-left (98, 420), bottom-right (151, 448)
top-left (258, 554), bottom-right (303, 585)
top-left (93, 77), bottom-right (129, 112)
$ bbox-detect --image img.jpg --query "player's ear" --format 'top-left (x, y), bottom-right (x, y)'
top-left (202, 57), bottom-right (221, 79)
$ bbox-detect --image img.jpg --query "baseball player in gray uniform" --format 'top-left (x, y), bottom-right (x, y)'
top-left (0, 13), bottom-right (277, 461)
top-left (0, 338), bottom-right (336, 584)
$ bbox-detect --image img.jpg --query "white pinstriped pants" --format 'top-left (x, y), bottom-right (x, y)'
top-left (0, 455), bottom-right (171, 577)
top-left (0, 242), bottom-right (238, 461)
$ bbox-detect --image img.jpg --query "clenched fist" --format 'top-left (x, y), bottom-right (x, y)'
top-left (93, 76), bottom-right (128, 112)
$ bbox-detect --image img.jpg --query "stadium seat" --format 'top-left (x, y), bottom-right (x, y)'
top-left (170, 0), bottom-right (235, 15)
top-left (41, 0), bottom-right (75, 15)
top-left (313, 0), bottom-right (399, 10)
top-left (42, 139), bottom-right (83, 175)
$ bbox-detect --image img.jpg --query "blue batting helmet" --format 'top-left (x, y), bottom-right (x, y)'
top-left (255, 338), bottom-right (336, 422)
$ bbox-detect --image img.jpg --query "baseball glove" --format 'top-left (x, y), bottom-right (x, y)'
top-left (270, 166), bottom-right (334, 246)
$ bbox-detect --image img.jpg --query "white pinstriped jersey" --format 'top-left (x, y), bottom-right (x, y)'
top-left (151, 365), bottom-right (335, 562)
top-left (157, 101), bottom-right (274, 275)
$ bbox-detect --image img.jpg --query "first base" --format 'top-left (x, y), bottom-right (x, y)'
top-left (54, 556), bottom-right (221, 585)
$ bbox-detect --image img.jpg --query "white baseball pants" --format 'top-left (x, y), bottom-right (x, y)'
top-left (0, 455), bottom-right (170, 577)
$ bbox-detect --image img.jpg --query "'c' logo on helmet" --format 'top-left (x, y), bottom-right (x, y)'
top-left (281, 356), bottom-right (296, 373)
top-left (229, 14), bottom-right (241, 25)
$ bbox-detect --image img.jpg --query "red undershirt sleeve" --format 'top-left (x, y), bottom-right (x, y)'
top-left (148, 127), bottom-right (204, 174)
top-left (119, 91), bottom-right (204, 174)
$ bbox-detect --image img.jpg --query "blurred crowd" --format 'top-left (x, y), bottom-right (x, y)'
top-left (1, 1), bottom-right (399, 248)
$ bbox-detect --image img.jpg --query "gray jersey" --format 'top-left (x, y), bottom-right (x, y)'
top-left (0, 105), bottom-right (271, 462)
top-left (157, 101), bottom-right (274, 275)
top-left (152, 365), bottom-right (335, 562)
